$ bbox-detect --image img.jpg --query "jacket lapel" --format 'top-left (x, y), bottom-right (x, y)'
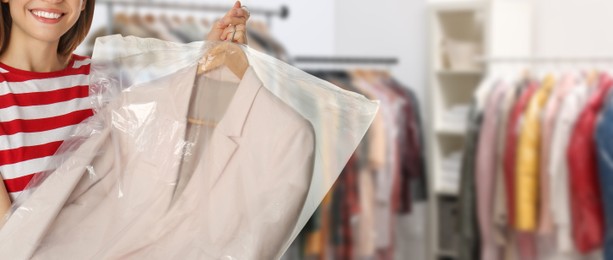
top-left (205, 66), bottom-right (263, 189)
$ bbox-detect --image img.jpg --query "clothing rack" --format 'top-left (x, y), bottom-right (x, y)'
top-left (96, 0), bottom-right (289, 34)
top-left (476, 56), bottom-right (613, 63)
top-left (477, 57), bottom-right (613, 74)
top-left (294, 56), bottom-right (398, 65)
top-left (293, 56), bottom-right (398, 70)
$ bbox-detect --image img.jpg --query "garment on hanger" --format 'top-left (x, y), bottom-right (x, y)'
top-left (595, 88), bottom-right (613, 260)
top-left (504, 80), bottom-right (537, 229)
top-left (567, 74), bottom-right (612, 253)
top-left (456, 74), bottom-right (500, 260)
top-left (0, 35), bottom-right (378, 259)
top-left (538, 74), bottom-right (574, 236)
top-left (385, 78), bottom-right (427, 210)
top-left (535, 74), bottom-right (575, 260)
top-left (457, 106), bottom-right (483, 260)
top-left (516, 75), bottom-right (555, 232)
top-left (476, 81), bottom-right (507, 260)
top-left (493, 79), bottom-right (522, 260)
top-left (515, 76), bottom-right (556, 260)
top-left (549, 81), bottom-right (592, 254)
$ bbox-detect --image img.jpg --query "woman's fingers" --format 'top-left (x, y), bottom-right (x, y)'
top-left (206, 1), bottom-right (250, 43)
top-left (217, 16), bottom-right (247, 28)
top-left (221, 24), bottom-right (247, 44)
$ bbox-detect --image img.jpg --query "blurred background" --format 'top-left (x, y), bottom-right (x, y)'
top-left (77, 0), bottom-right (613, 259)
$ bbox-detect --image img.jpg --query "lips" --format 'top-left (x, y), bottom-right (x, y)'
top-left (29, 9), bottom-right (65, 23)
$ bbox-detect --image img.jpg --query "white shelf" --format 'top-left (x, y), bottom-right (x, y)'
top-left (426, 2), bottom-right (533, 260)
top-left (436, 186), bottom-right (460, 197)
top-left (435, 122), bottom-right (467, 136)
top-left (437, 69), bottom-right (484, 76)
top-left (429, 0), bottom-right (487, 12)
top-left (427, 2), bottom-right (482, 260)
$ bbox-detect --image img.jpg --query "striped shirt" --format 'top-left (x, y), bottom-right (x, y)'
top-left (0, 54), bottom-right (93, 200)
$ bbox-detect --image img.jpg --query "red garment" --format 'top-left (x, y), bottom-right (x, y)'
top-left (516, 232), bottom-right (536, 260)
top-left (566, 74), bottom-right (613, 253)
top-left (503, 81), bottom-right (539, 227)
top-left (337, 154), bottom-right (358, 260)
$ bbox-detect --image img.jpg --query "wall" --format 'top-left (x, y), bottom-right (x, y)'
top-left (334, 0), bottom-right (428, 103)
top-left (245, 0), bottom-right (336, 56)
top-left (533, 0), bottom-right (613, 57)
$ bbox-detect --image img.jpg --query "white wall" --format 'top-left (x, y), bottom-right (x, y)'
top-left (240, 0), bottom-right (336, 56)
top-left (334, 0), bottom-right (428, 103)
top-left (533, 0), bottom-right (613, 57)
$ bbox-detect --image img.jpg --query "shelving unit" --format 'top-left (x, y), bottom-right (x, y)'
top-left (425, 0), bottom-right (533, 259)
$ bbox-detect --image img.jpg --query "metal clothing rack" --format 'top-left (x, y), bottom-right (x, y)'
top-left (476, 56), bottom-right (613, 63)
top-left (294, 56), bottom-right (398, 65)
top-left (96, 0), bottom-right (289, 34)
top-left (293, 56), bottom-right (398, 70)
top-left (476, 56), bottom-right (613, 74)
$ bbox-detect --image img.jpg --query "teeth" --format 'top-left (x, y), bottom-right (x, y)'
top-left (32, 10), bottom-right (62, 19)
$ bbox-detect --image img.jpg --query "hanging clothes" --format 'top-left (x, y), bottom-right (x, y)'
top-left (595, 88), bottom-right (613, 260)
top-left (461, 68), bottom-right (613, 260)
top-left (292, 70), bottom-right (427, 260)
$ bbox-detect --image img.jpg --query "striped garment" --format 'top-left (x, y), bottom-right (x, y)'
top-left (0, 54), bottom-right (93, 200)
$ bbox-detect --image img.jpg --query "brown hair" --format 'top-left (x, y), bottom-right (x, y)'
top-left (0, 0), bottom-right (95, 57)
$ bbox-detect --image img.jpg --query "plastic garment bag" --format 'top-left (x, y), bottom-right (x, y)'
top-left (0, 35), bottom-right (378, 259)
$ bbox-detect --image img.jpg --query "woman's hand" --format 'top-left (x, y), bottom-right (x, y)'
top-left (206, 1), bottom-right (250, 44)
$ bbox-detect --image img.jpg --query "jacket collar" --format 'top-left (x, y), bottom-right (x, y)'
top-left (170, 64), bottom-right (263, 138)
top-left (168, 63), bottom-right (263, 190)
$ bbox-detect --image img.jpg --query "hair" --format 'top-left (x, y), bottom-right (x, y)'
top-left (0, 0), bottom-right (95, 57)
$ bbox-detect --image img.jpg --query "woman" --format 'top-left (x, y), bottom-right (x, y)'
top-left (0, 0), bottom-right (250, 218)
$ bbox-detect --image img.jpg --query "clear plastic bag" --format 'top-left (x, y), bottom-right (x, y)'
top-left (0, 35), bottom-right (378, 259)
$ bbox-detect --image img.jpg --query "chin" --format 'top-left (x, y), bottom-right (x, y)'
top-left (32, 30), bottom-right (70, 44)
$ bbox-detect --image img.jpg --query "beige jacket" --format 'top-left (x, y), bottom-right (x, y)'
top-left (0, 65), bottom-right (315, 260)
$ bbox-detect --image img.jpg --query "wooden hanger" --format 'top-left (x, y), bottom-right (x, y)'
top-left (190, 40), bottom-right (249, 127)
top-left (197, 40), bottom-right (249, 79)
top-left (187, 118), bottom-right (217, 127)
top-left (355, 69), bottom-right (376, 83)
top-left (587, 69), bottom-right (599, 88)
top-left (186, 16), bottom-right (196, 24)
top-left (252, 21), bottom-right (268, 36)
top-left (172, 14), bottom-right (183, 24)
top-left (114, 13), bottom-right (129, 25)
top-left (143, 13), bottom-right (155, 24)
top-left (349, 69), bottom-right (364, 81)
top-left (130, 12), bottom-right (141, 25)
